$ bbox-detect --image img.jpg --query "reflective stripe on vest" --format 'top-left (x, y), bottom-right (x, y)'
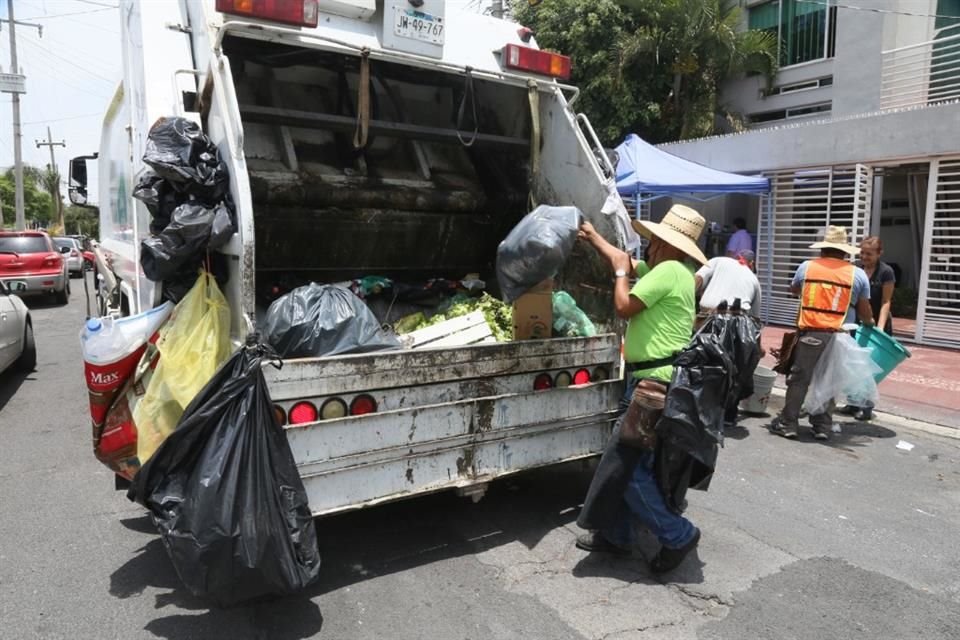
top-left (798, 258), bottom-right (856, 331)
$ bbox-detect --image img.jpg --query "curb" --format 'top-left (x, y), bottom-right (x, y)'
top-left (768, 387), bottom-right (960, 442)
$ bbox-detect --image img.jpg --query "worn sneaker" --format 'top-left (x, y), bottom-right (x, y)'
top-left (838, 405), bottom-right (860, 416)
top-left (575, 532), bottom-right (631, 555)
top-left (768, 419), bottom-right (798, 439)
top-left (813, 431), bottom-right (830, 441)
top-left (854, 408), bottom-right (874, 421)
top-left (650, 528), bottom-right (701, 574)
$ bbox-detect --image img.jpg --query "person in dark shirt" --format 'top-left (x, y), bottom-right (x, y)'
top-left (839, 236), bottom-right (895, 421)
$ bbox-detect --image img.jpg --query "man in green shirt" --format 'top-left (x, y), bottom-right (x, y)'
top-left (575, 204), bottom-right (708, 575)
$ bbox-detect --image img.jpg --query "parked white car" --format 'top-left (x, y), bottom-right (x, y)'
top-left (53, 237), bottom-right (84, 278)
top-left (0, 280), bottom-right (36, 375)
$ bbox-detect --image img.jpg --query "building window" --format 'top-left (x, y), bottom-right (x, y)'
top-left (749, 101), bottom-right (832, 124)
top-left (749, 0), bottom-right (838, 67)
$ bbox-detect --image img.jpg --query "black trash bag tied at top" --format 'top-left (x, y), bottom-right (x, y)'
top-left (496, 205), bottom-right (583, 303)
top-left (654, 333), bottom-right (734, 514)
top-left (140, 201), bottom-right (234, 283)
top-left (697, 305), bottom-right (762, 402)
top-left (263, 283), bottom-right (402, 359)
top-left (128, 340), bottom-right (321, 607)
top-left (142, 117), bottom-right (231, 203)
top-left (133, 117), bottom-right (237, 299)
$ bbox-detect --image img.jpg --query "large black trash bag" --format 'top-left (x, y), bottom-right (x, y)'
top-left (697, 304), bottom-right (762, 402)
top-left (496, 205), bottom-right (583, 302)
top-left (142, 117), bottom-right (230, 203)
top-left (654, 333), bottom-right (734, 513)
top-left (133, 169), bottom-right (189, 234)
top-left (128, 341), bottom-right (321, 607)
top-left (264, 283), bottom-right (402, 358)
top-left (140, 201), bottom-right (235, 282)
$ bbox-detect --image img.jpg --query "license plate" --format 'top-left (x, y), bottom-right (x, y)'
top-left (394, 7), bottom-right (444, 45)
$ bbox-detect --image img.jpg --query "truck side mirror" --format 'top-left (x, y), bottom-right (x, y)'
top-left (69, 153), bottom-right (98, 207)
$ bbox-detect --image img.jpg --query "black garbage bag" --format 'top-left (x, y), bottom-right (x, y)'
top-left (697, 302), bottom-right (762, 402)
top-left (128, 342), bottom-right (321, 607)
top-left (161, 252), bottom-right (231, 304)
top-left (140, 201), bottom-right (235, 282)
top-left (496, 205), bottom-right (583, 302)
top-left (263, 283), bottom-right (402, 358)
top-left (142, 117), bottom-right (231, 203)
top-left (133, 169), bottom-right (189, 234)
top-left (654, 333), bottom-right (734, 513)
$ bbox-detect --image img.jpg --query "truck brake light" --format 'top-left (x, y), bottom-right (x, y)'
top-left (501, 44), bottom-right (571, 80)
top-left (216, 0), bottom-right (319, 28)
top-left (289, 401), bottom-right (319, 424)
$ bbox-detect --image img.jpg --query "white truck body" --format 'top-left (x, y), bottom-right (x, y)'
top-left (88, 0), bottom-right (629, 516)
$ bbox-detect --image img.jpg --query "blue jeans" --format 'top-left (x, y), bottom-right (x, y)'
top-left (602, 370), bottom-right (697, 550)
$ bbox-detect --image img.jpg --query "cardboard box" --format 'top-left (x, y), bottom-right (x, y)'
top-left (512, 279), bottom-right (553, 340)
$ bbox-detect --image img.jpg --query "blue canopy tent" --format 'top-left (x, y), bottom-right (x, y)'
top-left (612, 134), bottom-right (772, 270)
top-left (614, 134), bottom-right (769, 201)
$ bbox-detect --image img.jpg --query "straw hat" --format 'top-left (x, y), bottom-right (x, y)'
top-left (631, 204), bottom-right (708, 266)
top-left (810, 225), bottom-right (859, 256)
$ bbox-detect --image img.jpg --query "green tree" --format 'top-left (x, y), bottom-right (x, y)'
top-left (614, 0), bottom-right (778, 139)
top-left (1, 167), bottom-right (55, 228)
top-left (513, 0), bottom-right (777, 143)
top-left (64, 204), bottom-right (100, 239)
top-left (513, 0), bottom-right (668, 145)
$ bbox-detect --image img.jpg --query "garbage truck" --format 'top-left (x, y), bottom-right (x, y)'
top-left (70, 0), bottom-right (634, 516)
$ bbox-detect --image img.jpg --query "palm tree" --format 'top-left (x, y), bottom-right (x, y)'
top-left (613, 0), bottom-right (778, 139)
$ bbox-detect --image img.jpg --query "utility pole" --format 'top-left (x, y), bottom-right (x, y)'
top-left (36, 127), bottom-right (66, 231)
top-left (2, 1), bottom-right (43, 231)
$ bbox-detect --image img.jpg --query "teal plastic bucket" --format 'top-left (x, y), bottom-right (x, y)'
top-left (854, 326), bottom-right (911, 383)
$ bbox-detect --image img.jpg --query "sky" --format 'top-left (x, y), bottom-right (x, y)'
top-left (0, 0), bottom-right (492, 210)
top-left (0, 0), bottom-right (122, 203)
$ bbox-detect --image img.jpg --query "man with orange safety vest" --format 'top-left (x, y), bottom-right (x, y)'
top-left (769, 226), bottom-right (875, 440)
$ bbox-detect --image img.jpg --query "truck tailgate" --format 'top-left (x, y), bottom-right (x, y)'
top-left (265, 335), bottom-right (621, 516)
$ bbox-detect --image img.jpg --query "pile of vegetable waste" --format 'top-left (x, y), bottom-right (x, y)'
top-left (394, 294), bottom-right (513, 342)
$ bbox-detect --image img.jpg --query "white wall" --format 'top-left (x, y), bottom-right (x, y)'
top-left (658, 101), bottom-right (960, 174)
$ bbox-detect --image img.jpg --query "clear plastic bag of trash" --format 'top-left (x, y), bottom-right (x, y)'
top-left (496, 205), bottom-right (583, 303)
top-left (802, 333), bottom-right (882, 415)
top-left (128, 341), bottom-right (321, 607)
top-left (140, 201), bottom-right (234, 282)
top-left (263, 283), bottom-right (402, 358)
top-left (552, 291), bottom-right (596, 337)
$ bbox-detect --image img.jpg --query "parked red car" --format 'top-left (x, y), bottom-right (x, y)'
top-left (0, 231), bottom-right (71, 304)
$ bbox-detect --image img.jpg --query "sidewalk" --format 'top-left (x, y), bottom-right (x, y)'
top-left (760, 325), bottom-right (960, 430)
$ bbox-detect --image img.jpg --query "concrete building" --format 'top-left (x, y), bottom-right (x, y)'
top-left (657, 0), bottom-right (960, 349)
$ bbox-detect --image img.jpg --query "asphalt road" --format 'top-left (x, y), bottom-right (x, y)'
top-left (2, 275), bottom-right (959, 640)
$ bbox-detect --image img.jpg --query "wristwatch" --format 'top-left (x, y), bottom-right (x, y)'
top-left (614, 269), bottom-right (627, 279)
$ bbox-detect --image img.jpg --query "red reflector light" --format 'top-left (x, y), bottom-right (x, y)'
top-left (216, 0), bottom-right (319, 27)
top-left (273, 405), bottom-right (287, 426)
top-left (534, 373), bottom-right (553, 390)
top-left (350, 394), bottom-right (378, 416)
top-left (573, 368), bottom-right (591, 386)
top-left (502, 44), bottom-right (571, 80)
top-left (289, 401), bottom-right (318, 424)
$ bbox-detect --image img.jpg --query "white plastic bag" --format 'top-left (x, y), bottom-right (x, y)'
top-left (601, 181), bottom-right (641, 253)
top-left (802, 333), bottom-right (882, 415)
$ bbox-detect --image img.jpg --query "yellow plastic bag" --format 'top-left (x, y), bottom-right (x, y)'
top-left (135, 271), bottom-right (231, 464)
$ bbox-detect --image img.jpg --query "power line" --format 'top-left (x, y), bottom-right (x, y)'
top-left (18, 32), bottom-right (115, 84)
top-left (75, 0), bottom-right (119, 8)
top-left (796, 0), bottom-right (960, 20)
top-left (22, 112), bottom-right (103, 125)
top-left (20, 7), bottom-right (116, 20)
